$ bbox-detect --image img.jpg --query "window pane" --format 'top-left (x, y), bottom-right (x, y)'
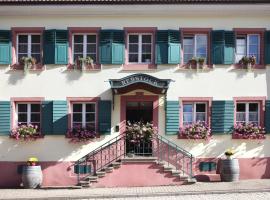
top-left (236, 113), bottom-right (246, 122)
top-left (237, 37), bottom-right (246, 46)
top-left (249, 113), bottom-right (258, 123)
top-left (18, 113), bottom-right (27, 123)
top-left (73, 123), bottom-right (82, 128)
top-left (183, 37), bottom-right (194, 45)
top-left (142, 44), bottom-right (151, 53)
top-left (142, 54), bottom-right (151, 63)
top-left (18, 44), bottom-right (28, 53)
top-left (31, 44), bottom-right (40, 53)
top-left (86, 104), bottom-right (95, 112)
top-left (74, 44), bottom-right (83, 53)
top-left (74, 54), bottom-right (83, 61)
top-left (18, 104), bottom-right (27, 112)
top-left (129, 54), bottom-right (138, 62)
top-left (129, 44), bottom-right (138, 53)
top-left (87, 35), bottom-right (96, 43)
top-left (196, 35), bottom-right (207, 45)
top-left (236, 46), bottom-right (246, 55)
top-left (196, 103), bottom-right (206, 112)
top-left (73, 104), bottom-right (82, 112)
top-left (142, 35), bottom-right (151, 43)
top-left (183, 104), bottom-right (192, 112)
top-left (196, 113), bottom-right (206, 122)
top-left (86, 113), bottom-right (95, 122)
top-left (249, 45), bottom-right (258, 55)
top-left (237, 103), bottom-right (246, 112)
top-left (18, 35), bottom-right (28, 43)
top-left (74, 35), bottom-right (83, 43)
top-left (86, 123), bottom-right (95, 131)
top-left (31, 54), bottom-right (40, 63)
top-left (184, 45), bottom-right (193, 54)
top-left (183, 113), bottom-right (192, 123)
top-left (249, 103), bottom-right (258, 112)
top-left (73, 113), bottom-right (82, 122)
top-left (31, 113), bottom-right (40, 122)
top-left (31, 104), bottom-right (40, 112)
top-left (87, 44), bottom-right (96, 54)
top-left (129, 35), bottom-right (138, 43)
top-left (86, 54), bottom-right (96, 62)
top-left (31, 35), bottom-right (40, 43)
top-left (184, 54), bottom-right (193, 64)
top-left (249, 35), bottom-right (259, 44)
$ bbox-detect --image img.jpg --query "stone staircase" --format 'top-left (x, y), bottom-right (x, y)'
top-left (78, 157), bottom-right (196, 188)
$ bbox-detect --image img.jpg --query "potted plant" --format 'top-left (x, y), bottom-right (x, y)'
top-left (198, 57), bottom-right (205, 68)
top-left (10, 124), bottom-right (43, 141)
top-left (20, 57), bottom-right (37, 72)
top-left (188, 57), bottom-right (197, 69)
top-left (220, 149), bottom-right (240, 182)
top-left (124, 121), bottom-right (156, 156)
top-left (239, 56), bottom-right (256, 71)
top-left (66, 125), bottom-right (98, 142)
top-left (75, 56), bottom-right (94, 70)
top-left (233, 122), bottom-right (265, 139)
top-left (179, 121), bottom-right (211, 141)
top-left (22, 157), bottom-right (43, 188)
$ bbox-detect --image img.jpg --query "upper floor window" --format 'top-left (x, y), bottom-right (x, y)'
top-left (72, 103), bottom-right (96, 131)
top-left (73, 34), bottom-right (97, 63)
top-left (236, 34), bottom-right (260, 64)
top-left (128, 33), bottom-right (152, 64)
top-left (183, 34), bottom-right (207, 64)
top-left (236, 102), bottom-right (259, 125)
top-left (17, 34), bottom-right (41, 63)
top-left (183, 102), bottom-right (206, 126)
top-left (17, 103), bottom-right (41, 128)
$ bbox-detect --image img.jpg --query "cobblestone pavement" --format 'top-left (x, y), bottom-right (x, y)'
top-left (1, 179), bottom-right (270, 199)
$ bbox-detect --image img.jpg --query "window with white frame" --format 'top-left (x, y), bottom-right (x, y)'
top-left (72, 103), bottom-right (96, 131)
top-left (17, 103), bottom-right (41, 128)
top-left (128, 33), bottom-right (152, 64)
top-left (236, 102), bottom-right (259, 124)
top-left (183, 103), bottom-right (206, 126)
top-left (73, 34), bottom-right (97, 63)
top-left (183, 34), bottom-right (207, 64)
top-left (17, 34), bottom-right (41, 63)
top-left (236, 34), bottom-right (260, 64)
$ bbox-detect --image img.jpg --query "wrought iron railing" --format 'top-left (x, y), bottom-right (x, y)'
top-left (75, 133), bottom-right (194, 184)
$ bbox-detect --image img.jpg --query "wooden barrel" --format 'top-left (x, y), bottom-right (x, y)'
top-left (220, 159), bottom-right (240, 182)
top-left (22, 166), bottom-right (43, 188)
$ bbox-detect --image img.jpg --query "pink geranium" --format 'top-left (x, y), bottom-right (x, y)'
top-left (179, 121), bottom-right (211, 141)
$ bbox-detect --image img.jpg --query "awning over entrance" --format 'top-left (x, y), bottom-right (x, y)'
top-left (109, 73), bottom-right (172, 95)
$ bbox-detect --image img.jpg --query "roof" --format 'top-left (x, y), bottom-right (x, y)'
top-left (0, 0), bottom-right (269, 5)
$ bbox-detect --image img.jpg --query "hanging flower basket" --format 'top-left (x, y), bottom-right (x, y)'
top-left (66, 125), bottom-right (98, 143)
top-left (179, 121), bottom-right (211, 140)
top-left (233, 122), bottom-right (265, 139)
top-left (10, 124), bottom-right (43, 141)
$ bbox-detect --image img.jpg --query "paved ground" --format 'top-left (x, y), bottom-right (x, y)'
top-left (1, 179), bottom-right (270, 199)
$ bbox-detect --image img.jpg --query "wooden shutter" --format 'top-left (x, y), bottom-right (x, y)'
top-left (211, 30), bottom-right (224, 64)
top-left (41, 101), bottom-right (53, 135)
top-left (0, 30), bottom-right (11, 64)
top-left (265, 31), bottom-right (270, 64)
top-left (166, 101), bottom-right (179, 135)
top-left (112, 30), bottom-right (124, 64)
top-left (156, 30), bottom-right (168, 64)
top-left (53, 100), bottom-right (68, 135)
top-left (0, 101), bottom-right (10, 135)
top-left (265, 100), bottom-right (270, 133)
top-left (98, 100), bottom-right (111, 134)
top-left (43, 30), bottom-right (68, 64)
top-left (168, 30), bottom-right (181, 64)
top-left (224, 31), bottom-right (235, 64)
top-left (211, 101), bottom-right (234, 134)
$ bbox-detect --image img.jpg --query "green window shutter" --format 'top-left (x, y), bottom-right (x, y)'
top-left (41, 101), bottom-right (53, 135)
top-left (156, 30), bottom-right (168, 64)
top-left (211, 30), bottom-right (224, 64)
top-left (265, 31), bottom-right (270, 64)
top-left (211, 101), bottom-right (234, 134)
top-left (168, 30), bottom-right (180, 64)
top-left (43, 30), bottom-right (56, 64)
top-left (98, 100), bottom-right (111, 134)
top-left (166, 101), bottom-right (179, 135)
top-left (112, 30), bottom-right (124, 64)
top-left (99, 30), bottom-right (112, 64)
top-left (0, 101), bottom-right (10, 135)
top-left (43, 30), bottom-right (68, 64)
top-left (53, 100), bottom-right (68, 135)
top-left (224, 31), bottom-right (235, 64)
top-left (0, 30), bottom-right (11, 64)
top-left (265, 100), bottom-right (270, 133)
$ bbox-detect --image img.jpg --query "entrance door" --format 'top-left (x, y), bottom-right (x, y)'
top-left (125, 101), bottom-right (153, 156)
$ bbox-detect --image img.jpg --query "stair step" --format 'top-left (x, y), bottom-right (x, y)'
top-left (85, 176), bottom-right (98, 181)
top-left (171, 170), bottom-right (181, 175)
top-left (180, 175), bottom-right (189, 181)
top-left (111, 162), bottom-right (121, 168)
top-left (121, 157), bottom-right (158, 163)
top-left (96, 171), bottom-right (106, 177)
top-left (105, 166), bottom-right (114, 172)
top-left (163, 166), bottom-right (173, 170)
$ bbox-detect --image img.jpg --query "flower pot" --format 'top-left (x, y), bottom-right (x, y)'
top-left (220, 158), bottom-right (240, 182)
top-left (22, 165), bottom-right (43, 188)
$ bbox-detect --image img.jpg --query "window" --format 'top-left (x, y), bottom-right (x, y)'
top-left (72, 103), bottom-right (96, 131)
top-left (128, 33), bottom-right (152, 64)
top-left (17, 103), bottom-right (41, 128)
top-left (183, 34), bottom-right (207, 63)
top-left (17, 34), bottom-right (41, 63)
top-left (73, 34), bottom-right (97, 63)
top-left (183, 103), bottom-right (206, 126)
top-left (236, 34), bottom-right (260, 64)
top-left (236, 102), bottom-right (259, 124)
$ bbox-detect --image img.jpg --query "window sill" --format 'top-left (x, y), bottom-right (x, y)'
top-left (11, 63), bottom-right (45, 71)
top-left (122, 64), bottom-right (157, 71)
top-left (232, 133), bottom-right (266, 140)
top-left (179, 64), bottom-right (213, 70)
top-left (178, 134), bottom-right (212, 140)
top-left (67, 63), bottom-right (101, 71)
top-left (233, 64), bottom-right (266, 70)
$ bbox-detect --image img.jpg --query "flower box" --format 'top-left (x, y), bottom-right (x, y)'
top-left (179, 121), bottom-right (211, 140)
top-left (66, 125), bottom-right (99, 143)
top-left (10, 124), bottom-right (43, 141)
top-left (232, 122), bottom-right (266, 139)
